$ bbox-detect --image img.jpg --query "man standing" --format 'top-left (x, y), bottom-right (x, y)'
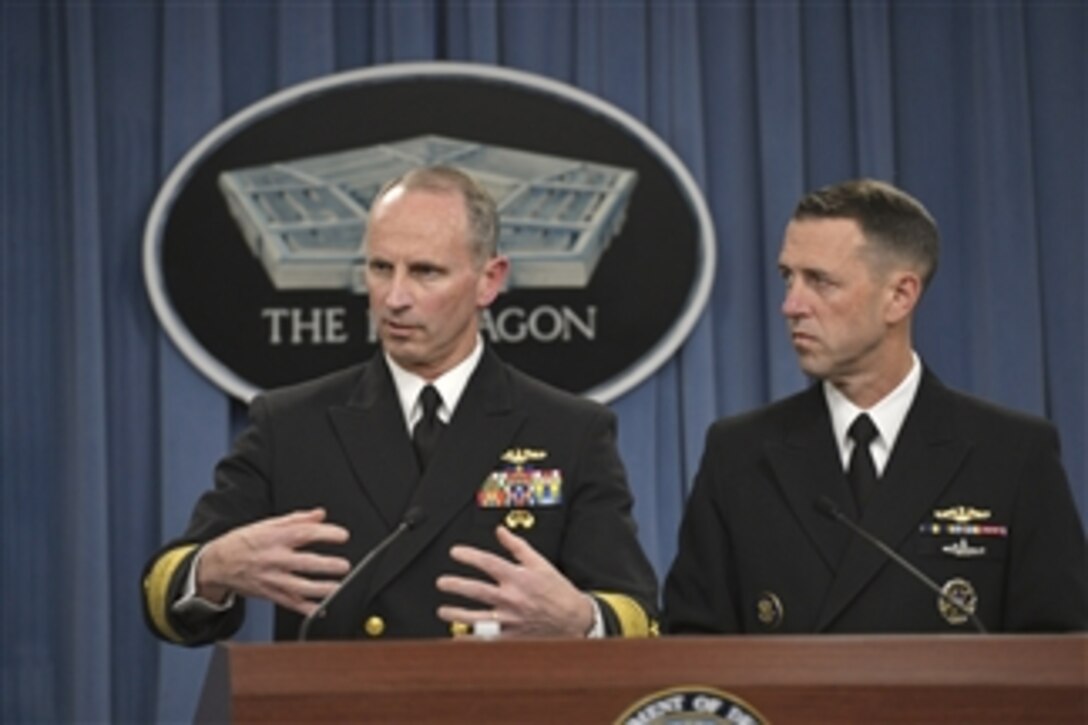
top-left (665, 179), bottom-right (1085, 633)
top-left (143, 166), bottom-right (658, 643)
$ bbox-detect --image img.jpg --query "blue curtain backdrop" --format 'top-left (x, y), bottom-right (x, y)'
top-left (2, 1), bottom-right (1084, 722)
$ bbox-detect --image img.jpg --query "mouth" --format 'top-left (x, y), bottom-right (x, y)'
top-left (382, 319), bottom-right (421, 338)
top-left (790, 330), bottom-right (817, 347)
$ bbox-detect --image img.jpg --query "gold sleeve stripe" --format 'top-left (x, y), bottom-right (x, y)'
top-left (592, 592), bottom-right (658, 638)
top-left (143, 544), bottom-right (198, 644)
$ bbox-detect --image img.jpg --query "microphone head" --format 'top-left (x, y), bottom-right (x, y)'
top-left (814, 496), bottom-right (841, 520)
top-left (403, 506), bottom-right (427, 529)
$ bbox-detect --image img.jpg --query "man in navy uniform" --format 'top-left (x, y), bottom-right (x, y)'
top-left (665, 179), bottom-right (1085, 633)
top-left (143, 166), bottom-right (657, 643)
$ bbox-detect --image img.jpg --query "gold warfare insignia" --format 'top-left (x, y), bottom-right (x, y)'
top-left (941, 537), bottom-right (986, 558)
top-left (504, 509), bottom-right (535, 530)
top-left (938, 577), bottom-right (979, 626)
top-left (501, 448), bottom-right (547, 466)
top-left (477, 448), bottom-right (562, 509)
top-left (756, 591), bottom-right (784, 629)
top-left (933, 505), bottom-right (992, 523)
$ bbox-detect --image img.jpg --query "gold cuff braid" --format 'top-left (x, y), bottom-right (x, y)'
top-left (143, 544), bottom-right (198, 643)
top-left (592, 592), bottom-right (659, 637)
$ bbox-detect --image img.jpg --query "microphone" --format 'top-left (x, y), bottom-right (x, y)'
top-left (815, 496), bottom-right (987, 633)
top-left (298, 506), bottom-right (426, 641)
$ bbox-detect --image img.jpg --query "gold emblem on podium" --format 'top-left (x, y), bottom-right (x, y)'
top-left (615, 686), bottom-right (768, 725)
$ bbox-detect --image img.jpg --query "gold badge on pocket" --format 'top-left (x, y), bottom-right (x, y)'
top-left (504, 509), bottom-right (535, 530)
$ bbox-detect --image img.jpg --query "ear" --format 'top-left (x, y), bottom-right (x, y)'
top-left (885, 270), bottom-right (921, 324)
top-left (476, 255), bottom-right (510, 308)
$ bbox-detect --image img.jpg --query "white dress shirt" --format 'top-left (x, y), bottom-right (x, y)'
top-left (824, 352), bottom-right (923, 476)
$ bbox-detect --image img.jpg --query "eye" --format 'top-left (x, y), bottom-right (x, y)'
top-left (806, 271), bottom-right (834, 290)
top-left (411, 263), bottom-right (443, 279)
top-left (367, 259), bottom-right (392, 276)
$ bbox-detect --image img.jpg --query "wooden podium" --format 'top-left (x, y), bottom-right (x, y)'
top-left (196, 634), bottom-right (1086, 723)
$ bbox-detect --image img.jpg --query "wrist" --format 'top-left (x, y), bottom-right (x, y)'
top-left (194, 542), bottom-right (231, 604)
top-left (578, 593), bottom-right (600, 638)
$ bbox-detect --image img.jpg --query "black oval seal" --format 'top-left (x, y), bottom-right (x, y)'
top-left (144, 62), bottom-right (714, 402)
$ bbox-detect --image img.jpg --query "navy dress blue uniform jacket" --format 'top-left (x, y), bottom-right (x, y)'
top-left (143, 347), bottom-right (658, 643)
top-left (665, 370), bottom-right (1086, 633)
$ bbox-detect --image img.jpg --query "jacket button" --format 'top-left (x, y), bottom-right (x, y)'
top-left (363, 615), bottom-right (385, 637)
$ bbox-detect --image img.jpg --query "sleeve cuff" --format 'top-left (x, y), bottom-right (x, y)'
top-left (585, 595), bottom-right (605, 638)
top-left (590, 592), bottom-right (659, 637)
top-left (142, 544), bottom-right (200, 643)
top-left (173, 545), bottom-right (237, 615)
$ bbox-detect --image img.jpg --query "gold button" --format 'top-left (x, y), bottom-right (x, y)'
top-left (364, 615), bottom-right (385, 637)
top-left (449, 621), bottom-right (470, 637)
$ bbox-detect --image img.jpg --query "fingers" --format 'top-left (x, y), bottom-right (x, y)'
top-left (201, 508), bottom-right (355, 607)
top-left (437, 541), bottom-right (514, 633)
top-left (294, 522), bottom-right (351, 546)
top-left (263, 585), bottom-right (325, 618)
top-left (264, 508), bottom-right (350, 548)
top-left (436, 530), bottom-right (552, 637)
top-left (442, 528), bottom-right (554, 603)
top-left (447, 542), bottom-right (517, 582)
top-left (437, 527), bottom-right (593, 637)
top-left (260, 571), bottom-right (342, 616)
top-left (288, 550), bottom-right (351, 577)
top-left (277, 507), bottom-right (329, 524)
top-left (493, 525), bottom-right (546, 567)
top-left (279, 518), bottom-right (351, 548)
top-left (435, 573), bottom-right (499, 606)
top-left (251, 509), bottom-right (351, 553)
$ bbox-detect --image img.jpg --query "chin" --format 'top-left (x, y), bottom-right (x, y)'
top-left (383, 341), bottom-right (418, 363)
top-left (795, 358), bottom-right (828, 380)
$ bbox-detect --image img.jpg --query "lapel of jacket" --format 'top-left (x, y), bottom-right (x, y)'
top-left (765, 385), bottom-right (856, 572)
top-left (814, 369), bottom-right (971, 630)
top-left (327, 356), bottom-right (419, 529)
top-left (364, 347), bottom-right (527, 599)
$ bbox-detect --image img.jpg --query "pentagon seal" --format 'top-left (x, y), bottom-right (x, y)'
top-left (616, 686), bottom-right (767, 725)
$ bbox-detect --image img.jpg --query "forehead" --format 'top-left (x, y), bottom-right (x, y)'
top-left (779, 217), bottom-right (867, 268)
top-left (367, 187), bottom-right (469, 252)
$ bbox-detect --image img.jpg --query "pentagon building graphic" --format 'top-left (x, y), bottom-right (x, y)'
top-left (218, 135), bottom-right (638, 292)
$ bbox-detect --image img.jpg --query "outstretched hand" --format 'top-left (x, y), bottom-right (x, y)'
top-left (435, 526), bottom-right (595, 637)
top-left (197, 508), bottom-right (351, 617)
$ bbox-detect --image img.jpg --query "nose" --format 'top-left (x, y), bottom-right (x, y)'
top-left (781, 280), bottom-right (806, 319)
top-left (383, 269), bottom-right (412, 310)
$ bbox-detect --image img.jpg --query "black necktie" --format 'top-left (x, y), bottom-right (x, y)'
top-left (847, 413), bottom-right (879, 511)
top-left (412, 385), bottom-right (444, 473)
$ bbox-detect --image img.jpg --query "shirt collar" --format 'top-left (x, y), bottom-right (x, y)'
top-left (385, 336), bottom-right (484, 432)
top-left (824, 352), bottom-right (922, 471)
